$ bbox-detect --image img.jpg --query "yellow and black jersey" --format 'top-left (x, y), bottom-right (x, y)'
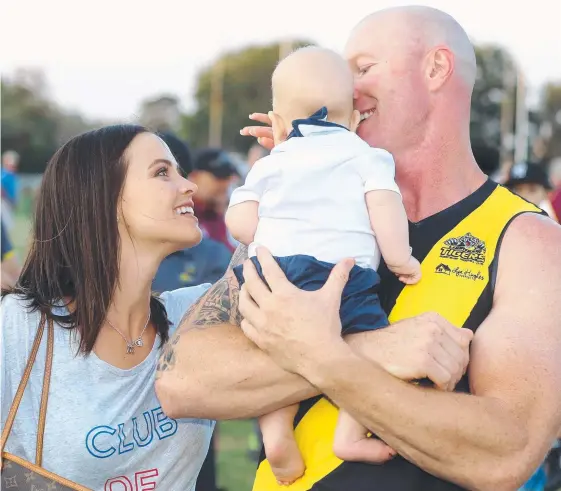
top-left (253, 180), bottom-right (544, 491)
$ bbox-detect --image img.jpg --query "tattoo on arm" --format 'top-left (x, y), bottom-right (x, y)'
top-left (156, 244), bottom-right (248, 377)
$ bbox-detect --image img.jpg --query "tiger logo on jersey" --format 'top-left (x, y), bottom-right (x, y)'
top-left (440, 232), bottom-right (486, 265)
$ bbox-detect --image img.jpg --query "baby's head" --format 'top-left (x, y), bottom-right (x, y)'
top-left (270, 46), bottom-right (360, 144)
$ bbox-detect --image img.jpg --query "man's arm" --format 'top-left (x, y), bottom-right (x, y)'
top-left (298, 214), bottom-right (561, 490)
top-left (156, 244), bottom-right (471, 420)
top-left (155, 244), bottom-right (319, 420)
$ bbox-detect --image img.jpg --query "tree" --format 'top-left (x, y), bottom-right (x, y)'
top-left (1, 68), bottom-right (95, 173)
top-left (139, 94), bottom-right (181, 132)
top-left (470, 45), bottom-right (517, 175)
top-left (181, 40), bottom-right (313, 153)
top-left (538, 83), bottom-right (561, 160)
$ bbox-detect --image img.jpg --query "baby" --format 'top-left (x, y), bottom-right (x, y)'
top-left (226, 46), bottom-right (421, 485)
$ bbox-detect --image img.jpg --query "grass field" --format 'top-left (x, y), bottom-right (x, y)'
top-left (216, 420), bottom-right (258, 490)
top-left (8, 213), bottom-right (258, 490)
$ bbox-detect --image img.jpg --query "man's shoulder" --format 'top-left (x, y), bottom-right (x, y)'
top-left (495, 213), bottom-right (561, 297)
top-left (501, 212), bottom-right (560, 251)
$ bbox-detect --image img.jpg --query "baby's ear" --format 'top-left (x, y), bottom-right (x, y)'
top-left (349, 109), bottom-right (361, 133)
top-left (269, 111), bottom-right (288, 144)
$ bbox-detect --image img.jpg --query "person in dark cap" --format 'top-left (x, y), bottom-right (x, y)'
top-left (189, 148), bottom-right (240, 251)
top-left (504, 161), bottom-right (557, 220)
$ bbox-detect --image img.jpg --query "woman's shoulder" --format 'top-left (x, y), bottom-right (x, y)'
top-left (1, 293), bottom-right (42, 353)
top-left (158, 284), bottom-right (211, 330)
top-left (1, 293), bottom-right (39, 323)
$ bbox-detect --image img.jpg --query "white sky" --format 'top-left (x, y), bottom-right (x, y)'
top-left (3, 0), bottom-right (561, 120)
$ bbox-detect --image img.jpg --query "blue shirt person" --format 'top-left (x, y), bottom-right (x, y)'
top-left (152, 237), bottom-right (231, 292)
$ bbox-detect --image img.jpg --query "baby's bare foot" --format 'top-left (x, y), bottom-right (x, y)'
top-left (265, 434), bottom-right (305, 485)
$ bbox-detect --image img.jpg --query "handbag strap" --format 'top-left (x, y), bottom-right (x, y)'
top-left (36, 317), bottom-right (54, 466)
top-left (1, 314), bottom-right (54, 467)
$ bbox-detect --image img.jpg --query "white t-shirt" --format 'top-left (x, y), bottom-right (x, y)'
top-left (1, 285), bottom-right (213, 491)
top-left (229, 126), bottom-right (400, 270)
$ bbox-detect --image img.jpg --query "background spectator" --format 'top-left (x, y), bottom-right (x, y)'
top-left (1, 220), bottom-right (21, 289)
top-left (504, 161), bottom-right (558, 221)
top-left (246, 142), bottom-right (269, 170)
top-left (189, 148), bottom-right (240, 251)
top-left (1, 150), bottom-right (20, 231)
top-left (548, 157), bottom-right (561, 221)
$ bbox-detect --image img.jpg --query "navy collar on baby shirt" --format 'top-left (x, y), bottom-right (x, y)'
top-left (287, 106), bottom-right (349, 139)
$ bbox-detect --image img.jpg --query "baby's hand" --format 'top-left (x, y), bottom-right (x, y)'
top-left (240, 113), bottom-right (275, 150)
top-left (388, 256), bottom-right (422, 285)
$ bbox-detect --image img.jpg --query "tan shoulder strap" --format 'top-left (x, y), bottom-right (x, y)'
top-left (35, 318), bottom-right (54, 466)
top-left (0, 314), bottom-right (54, 467)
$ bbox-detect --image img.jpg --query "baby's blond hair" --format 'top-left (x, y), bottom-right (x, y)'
top-left (272, 46), bottom-right (355, 125)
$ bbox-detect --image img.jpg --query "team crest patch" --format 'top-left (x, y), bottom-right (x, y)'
top-left (439, 232), bottom-right (486, 265)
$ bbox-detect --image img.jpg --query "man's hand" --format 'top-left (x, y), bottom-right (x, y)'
top-left (240, 113), bottom-right (275, 150)
top-left (349, 314), bottom-right (472, 391)
top-left (239, 248), bottom-right (472, 392)
top-left (239, 247), bottom-right (354, 373)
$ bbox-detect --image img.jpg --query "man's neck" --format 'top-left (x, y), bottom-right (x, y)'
top-left (394, 135), bottom-right (487, 223)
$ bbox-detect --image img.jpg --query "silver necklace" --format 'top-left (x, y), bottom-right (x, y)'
top-left (106, 312), bottom-right (150, 355)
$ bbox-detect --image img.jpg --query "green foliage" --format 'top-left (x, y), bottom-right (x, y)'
top-left (1, 71), bottom-right (95, 173)
top-left (470, 45), bottom-right (517, 174)
top-left (181, 40), bottom-right (313, 153)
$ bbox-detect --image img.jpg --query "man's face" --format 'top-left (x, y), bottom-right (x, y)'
top-left (344, 17), bottom-right (430, 154)
top-left (512, 183), bottom-right (548, 207)
top-left (189, 170), bottom-right (232, 210)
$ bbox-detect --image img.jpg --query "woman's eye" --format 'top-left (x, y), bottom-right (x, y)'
top-left (156, 167), bottom-right (168, 177)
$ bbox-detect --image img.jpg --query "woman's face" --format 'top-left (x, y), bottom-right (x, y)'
top-left (119, 133), bottom-right (202, 254)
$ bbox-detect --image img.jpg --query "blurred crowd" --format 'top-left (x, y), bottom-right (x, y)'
top-left (2, 132), bottom-right (560, 491)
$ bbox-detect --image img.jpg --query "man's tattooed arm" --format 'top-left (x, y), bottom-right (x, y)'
top-left (155, 243), bottom-right (319, 419)
top-left (156, 244), bottom-right (248, 377)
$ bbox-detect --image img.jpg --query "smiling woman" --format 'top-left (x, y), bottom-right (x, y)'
top-left (1, 125), bottom-right (213, 490)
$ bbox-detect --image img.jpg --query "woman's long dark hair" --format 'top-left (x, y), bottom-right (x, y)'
top-left (2, 125), bottom-right (170, 353)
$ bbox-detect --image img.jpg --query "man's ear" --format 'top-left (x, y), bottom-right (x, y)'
top-left (349, 109), bottom-right (361, 133)
top-left (269, 111), bottom-right (288, 144)
top-left (425, 46), bottom-right (454, 91)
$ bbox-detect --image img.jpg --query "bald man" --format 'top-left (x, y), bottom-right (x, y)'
top-left (226, 46), bottom-right (419, 484)
top-left (156, 6), bottom-right (561, 491)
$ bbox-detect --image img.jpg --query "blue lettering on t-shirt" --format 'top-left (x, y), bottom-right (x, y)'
top-left (118, 423), bottom-right (134, 455)
top-left (85, 406), bottom-right (177, 459)
top-left (132, 411), bottom-right (153, 448)
top-left (151, 407), bottom-right (178, 440)
top-left (86, 425), bottom-right (117, 459)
